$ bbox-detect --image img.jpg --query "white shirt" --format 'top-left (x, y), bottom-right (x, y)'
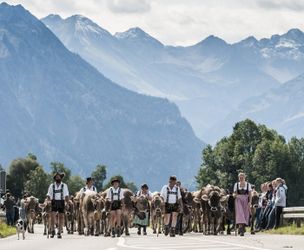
top-left (47, 182), bottom-right (69, 200)
top-left (258, 192), bottom-right (267, 207)
top-left (80, 185), bottom-right (97, 194)
top-left (233, 182), bottom-right (252, 193)
top-left (160, 185), bottom-right (181, 204)
top-left (106, 187), bottom-right (124, 202)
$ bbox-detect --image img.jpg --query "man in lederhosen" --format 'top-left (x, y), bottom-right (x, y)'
top-left (46, 172), bottom-right (69, 238)
top-left (160, 176), bottom-right (183, 237)
top-left (106, 177), bottom-right (124, 238)
top-left (80, 177), bottom-right (97, 194)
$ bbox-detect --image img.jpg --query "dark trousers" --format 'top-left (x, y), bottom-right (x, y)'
top-left (137, 225), bottom-right (146, 233)
top-left (261, 205), bottom-right (272, 229)
top-left (6, 209), bottom-right (15, 226)
top-left (266, 207), bottom-right (276, 229)
top-left (176, 213), bottom-right (183, 234)
top-left (274, 206), bottom-right (283, 229)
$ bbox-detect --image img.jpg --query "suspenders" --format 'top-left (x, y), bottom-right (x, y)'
top-left (166, 186), bottom-right (179, 204)
top-left (53, 183), bottom-right (64, 200)
top-left (83, 186), bottom-right (96, 192)
top-left (111, 187), bottom-right (121, 201)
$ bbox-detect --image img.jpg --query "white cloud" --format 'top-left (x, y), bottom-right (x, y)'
top-left (256, 0), bottom-right (304, 11)
top-left (107, 0), bottom-right (151, 13)
top-left (4, 0), bottom-right (304, 46)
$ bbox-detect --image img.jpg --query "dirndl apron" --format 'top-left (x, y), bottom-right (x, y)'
top-left (133, 211), bottom-right (150, 226)
top-left (235, 194), bottom-right (250, 225)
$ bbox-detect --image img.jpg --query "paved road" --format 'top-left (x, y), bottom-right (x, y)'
top-left (1, 225), bottom-right (303, 250)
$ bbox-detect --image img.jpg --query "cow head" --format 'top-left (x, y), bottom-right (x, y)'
top-left (183, 192), bottom-right (193, 206)
top-left (135, 195), bottom-right (149, 212)
top-left (208, 190), bottom-right (221, 211)
top-left (152, 194), bottom-right (163, 216)
top-left (91, 194), bottom-right (101, 211)
top-left (250, 191), bottom-right (259, 209)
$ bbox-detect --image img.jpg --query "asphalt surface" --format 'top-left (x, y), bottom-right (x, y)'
top-left (1, 225), bottom-right (303, 250)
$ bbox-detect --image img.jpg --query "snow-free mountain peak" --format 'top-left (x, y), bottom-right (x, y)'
top-left (0, 1), bottom-right (33, 22)
top-left (43, 14), bottom-right (62, 22)
top-left (283, 28), bottom-right (304, 41)
top-left (193, 35), bottom-right (228, 50)
top-left (236, 36), bottom-right (258, 47)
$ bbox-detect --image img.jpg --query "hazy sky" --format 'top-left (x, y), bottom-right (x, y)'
top-left (5, 0), bottom-right (304, 46)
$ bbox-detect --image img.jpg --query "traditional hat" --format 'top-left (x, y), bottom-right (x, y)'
top-left (169, 175), bottom-right (177, 181)
top-left (111, 177), bottom-right (120, 184)
top-left (53, 172), bottom-right (65, 180)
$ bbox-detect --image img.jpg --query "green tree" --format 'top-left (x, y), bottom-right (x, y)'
top-left (27, 153), bottom-right (37, 161)
top-left (68, 175), bottom-right (86, 196)
top-left (91, 165), bottom-right (107, 191)
top-left (6, 154), bottom-right (41, 198)
top-left (196, 119), bottom-right (304, 205)
top-left (24, 166), bottom-right (51, 202)
top-left (287, 138), bottom-right (304, 205)
top-left (125, 182), bottom-right (138, 193)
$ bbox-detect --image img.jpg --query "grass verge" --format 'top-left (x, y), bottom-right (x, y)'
top-left (265, 224), bottom-right (304, 235)
top-left (0, 221), bottom-right (16, 238)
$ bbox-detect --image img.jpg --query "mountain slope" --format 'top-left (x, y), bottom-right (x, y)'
top-left (214, 73), bottom-right (304, 140)
top-left (233, 29), bottom-right (304, 83)
top-left (42, 14), bottom-right (280, 141)
top-left (0, 3), bottom-right (203, 189)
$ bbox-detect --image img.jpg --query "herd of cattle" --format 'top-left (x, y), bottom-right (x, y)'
top-left (24, 185), bottom-right (260, 237)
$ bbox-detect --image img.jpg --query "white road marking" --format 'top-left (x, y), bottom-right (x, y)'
top-left (116, 236), bottom-right (264, 250)
top-left (187, 237), bottom-right (271, 250)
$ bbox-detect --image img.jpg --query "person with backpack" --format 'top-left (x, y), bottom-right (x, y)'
top-left (160, 176), bottom-right (183, 237)
top-left (106, 177), bottom-right (124, 238)
top-left (46, 172), bottom-right (69, 239)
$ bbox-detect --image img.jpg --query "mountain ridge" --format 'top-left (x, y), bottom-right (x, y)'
top-left (42, 12), bottom-right (304, 143)
top-left (0, 3), bottom-right (203, 189)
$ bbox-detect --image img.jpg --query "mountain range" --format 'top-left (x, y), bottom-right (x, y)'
top-left (42, 14), bottom-right (304, 143)
top-left (0, 2), bottom-right (203, 189)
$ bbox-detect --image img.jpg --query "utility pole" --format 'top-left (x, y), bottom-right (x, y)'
top-left (0, 170), bottom-right (6, 197)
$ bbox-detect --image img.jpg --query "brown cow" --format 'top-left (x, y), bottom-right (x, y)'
top-left (40, 199), bottom-right (52, 237)
top-left (91, 194), bottom-right (106, 236)
top-left (74, 192), bottom-right (84, 235)
top-left (121, 189), bottom-right (135, 236)
top-left (207, 186), bottom-right (227, 235)
top-left (151, 192), bottom-right (164, 236)
top-left (65, 199), bottom-right (75, 234)
top-left (25, 196), bottom-right (39, 233)
top-left (192, 190), bottom-right (203, 233)
top-left (250, 191), bottom-right (259, 234)
top-left (82, 190), bottom-right (99, 236)
top-left (178, 190), bottom-right (193, 234)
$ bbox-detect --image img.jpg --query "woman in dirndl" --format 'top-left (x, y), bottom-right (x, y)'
top-left (133, 184), bottom-right (152, 235)
top-left (233, 172), bottom-right (252, 236)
